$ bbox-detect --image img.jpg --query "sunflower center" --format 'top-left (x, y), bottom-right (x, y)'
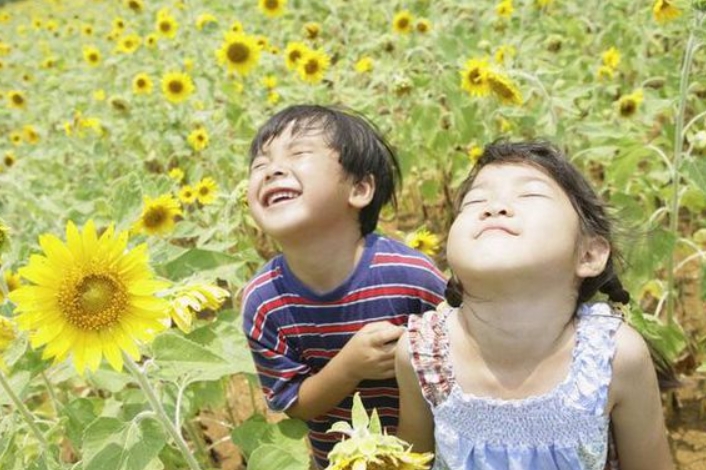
top-left (397, 18), bottom-right (409, 29)
top-left (289, 50), bottom-right (302, 63)
top-left (199, 186), bottom-right (210, 196)
top-left (5, 155), bottom-right (15, 166)
top-left (160, 21), bottom-right (172, 32)
top-left (11, 94), bottom-right (24, 106)
top-left (137, 78), bottom-right (146, 88)
top-left (304, 59), bottom-right (319, 75)
top-left (143, 207), bottom-right (168, 228)
top-left (168, 80), bottom-right (184, 94)
top-left (62, 274), bottom-right (127, 330)
top-left (620, 100), bottom-right (636, 116)
top-left (89, 53), bottom-right (98, 62)
top-left (468, 69), bottom-right (482, 84)
top-left (227, 43), bottom-right (250, 64)
top-left (265, 0), bottom-right (279, 9)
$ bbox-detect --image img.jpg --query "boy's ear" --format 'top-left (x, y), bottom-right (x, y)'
top-left (575, 235), bottom-right (610, 278)
top-left (348, 175), bottom-right (375, 209)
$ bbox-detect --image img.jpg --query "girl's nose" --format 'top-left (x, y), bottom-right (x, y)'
top-left (480, 200), bottom-right (514, 219)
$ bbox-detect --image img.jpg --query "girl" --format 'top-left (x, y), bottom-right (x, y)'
top-left (395, 141), bottom-right (674, 470)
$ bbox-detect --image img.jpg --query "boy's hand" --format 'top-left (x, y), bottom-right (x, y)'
top-left (335, 321), bottom-right (405, 381)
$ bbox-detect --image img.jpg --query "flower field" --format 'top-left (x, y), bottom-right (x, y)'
top-left (0, 0), bottom-right (705, 468)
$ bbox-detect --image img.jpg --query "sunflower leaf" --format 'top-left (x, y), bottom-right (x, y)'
top-left (350, 392), bottom-right (369, 432)
top-left (81, 417), bottom-right (166, 470)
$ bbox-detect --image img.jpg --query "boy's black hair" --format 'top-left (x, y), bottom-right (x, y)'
top-left (445, 139), bottom-right (629, 307)
top-left (249, 104), bottom-right (401, 235)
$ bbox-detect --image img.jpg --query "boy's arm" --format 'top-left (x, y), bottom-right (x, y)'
top-left (287, 321), bottom-right (404, 421)
top-left (609, 324), bottom-right (674, 470)
top-left (394, 330), bottom-right (435, 452)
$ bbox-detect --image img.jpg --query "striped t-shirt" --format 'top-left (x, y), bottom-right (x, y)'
top-left (241, 233), bottom-right (446, 468)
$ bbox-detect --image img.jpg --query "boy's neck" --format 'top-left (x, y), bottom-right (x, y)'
top-left (279, 230), bottom-right (368, 295)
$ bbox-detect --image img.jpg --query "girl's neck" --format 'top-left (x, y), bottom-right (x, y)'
top-left (280, 229), bottom-right (368, 295)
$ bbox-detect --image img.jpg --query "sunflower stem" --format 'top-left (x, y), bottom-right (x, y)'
top-left (0, 368), bottom-right (50, 450)
top-left (40, 370), bottom-right (62, 417)
top-left (664, 13), bottom-right (703, 326)
top-left (123, 354), bottom-right (202, 470)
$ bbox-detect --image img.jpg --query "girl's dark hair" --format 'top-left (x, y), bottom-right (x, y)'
top-left (249, 104), bottom-right (401, 235)
top-left (445, 139), bottom-right (629, 308)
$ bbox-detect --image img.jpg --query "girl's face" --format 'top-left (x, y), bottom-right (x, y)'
top-left (447, 162), bottom-right (584, 286)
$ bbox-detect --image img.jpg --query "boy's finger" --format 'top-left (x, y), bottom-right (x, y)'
top-left (372, 325), bottom-right (404, 345)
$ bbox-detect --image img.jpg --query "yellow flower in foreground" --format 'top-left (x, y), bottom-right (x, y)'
top-left (194, 177), bottom-right (218, 205)
top-left (497, 0), bottom-right (514, 17)
top-left (115, 33), bottom-right (141, 54)
top-left (297, 48), bottom-right (331, 84)
top-left (618, 89), bottom-right (644, 117)
top-left (354, 57), bottom-right (373, 73)
top-left (8, 220), bottom-right (170, 374)
top-left (392, 10), bottom-right (413, 34)
top-left (405, 229), bottom-right (440, 257)
top-left (325, 393), bottom-right (433, 470)
top-left (168, 283), bottom-right (230, 332)
top-left (161, 71), bottom-right (195, 104)
top-left (284, 41), bottom-right (309, 70)
top-left (259, 0), bottom-right (287, 18)
top-left (187, 127), bottom-right (210, 151)
top-left (168, 167), bottom-right (184, 182)
top-left (178, 185), bottom-right (197, 204)
top-left (7, 90), bottom-right (26, 109)
top-left (217, 32), bottom-right (261, 75)
top-left (602, 47), bottom-right (620, 69)
top-left (460, 58), bottom-right (491, 97)
top-left (133, 194), bottom-right (183, 236)
top-left (653, 0), bottom-right (681, 23)
top-left (132, 73), bottom-right (153, 94)
top-left (196, 13), bottom-right (217, 30)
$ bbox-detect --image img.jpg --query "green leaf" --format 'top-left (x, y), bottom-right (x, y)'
top-left (247, 444), bottom-right (309, 470)
top-left (81, 417), bottom-right (166, 470)
top-left (0, 371), bottom-right (31, 405)
top-left (263, 419), bottom-right (310, 462)
top-left (230, 414), bottom-right (270, 459)
top-left (683, 158), bottom-right (706, 194)
top-left (62, 398), bottom-right (98, 448)
top-left (154, 248), bottom-right (243, 280)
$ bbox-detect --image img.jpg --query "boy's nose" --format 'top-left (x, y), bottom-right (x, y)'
top-left (264, 165), bottom-right (288, 181)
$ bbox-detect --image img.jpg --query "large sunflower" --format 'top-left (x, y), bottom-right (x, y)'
top-left (258, 0), bottom-right (287, 18)
top-left (405, 229), bottom-right (440, 257)
top-left (161, 71), bottom-right (195, 104)
top-left (297, 48), bottom-right (330, 84)
top-left (133, 194), bottom-right (182, 236)
top-left (8, 220), bottom-right (170, 374)
top-left (216, 32), bottom-right (260, 75)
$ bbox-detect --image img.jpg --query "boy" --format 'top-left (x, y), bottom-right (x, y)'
top-left (241, 105), bottom-right (446, 468)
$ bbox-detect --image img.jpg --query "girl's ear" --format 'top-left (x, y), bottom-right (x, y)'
top-left (576, 235), bottom-right (611, 278)
top-left (348, 174), bottom-right (375, 209)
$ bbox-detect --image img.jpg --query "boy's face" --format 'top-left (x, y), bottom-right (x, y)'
top-left (247, 122), bottom-right (365, 241)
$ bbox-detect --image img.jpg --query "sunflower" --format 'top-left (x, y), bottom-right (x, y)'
top-left (161, 71), bottom-right (195, 104)
top-left (81, 24), bottom-right (94, 36)
top-left (284, 41), bottom-right (309, 70)
top-left (262, 75), bottom-right (278, 89)
top-left (168, 167), bottom-right (184, 182)
top-left (112, 17), bottom-right (126, 32)
top-left (618, 89), bottom-right (644, 117)
top-left (487, 72), bottom-right (523, 105)
top-left (354, 57), bottom-right (373, 73)
top-left (653, 0), bottom-right (681, 22)
top-left (405, 229), bottom-right (440, 257)
top-left (497, 0), bottom-right (514, 17)
top-left (258, 0), bottom-right (287, 18)
top-left (82, 45), bottom-right (101, 66)
top-left (468, 144), bottom-right (484, 164)
top-left (187, 127), bottom-right (209, 151)
top-left (93, 89), bottom-right (106, 101)
top-left (22, 125), bottom-right (40, 144)
top-left (132, 73), bottom-right (153, 94)
top-left (392, 11), bottom-right (413, 34)
top-left (144, 33), bottom-right (158, 48)
top-left (7, 90), bottom-right (26, 110)
top-left (325, 393), bottom-right (433, 470)
top-left (267, 91), bottom-right (280, 105)
top-left (535, 0), bottom-right (553, 7)
top-left (133, 194), bottom-right (183, 236)
top-left (297, 48), bottom-right (330, 84)
top-left (3, 151), bottom-right (15, 167)
top-left (460, 58), bottom-right (491, 97)
top-left (194, 177), bottom-right (218, 205)
top-left (125, 0), bottom-right (144, 13)
top-left (178, 185), bottom-right (197, 204)
top-left (195, 13), bottom-right (217, 30)
top-left (230, 20), bottom-right (244, 33)
top-left (494, 44), bottom-right (516, 64)
top-left (602, 47), bottom-right (620, 69)
top-left (0, 221), bottom-right (10, 255)
top-left (303, 21), bottom-right (320, 39)
top-left (9, 131), bottom-right (22, 146)
top-left (41, 57), bottom-right (57, 69)
top-left (597, 65), bottom-right (614, 81)
top-left (115, 33), bottom-right (141, 54)
top-left (0, 316), bottom-right (17, 369)
top-left (416, 18), bottom-right (432, 33)
top-left (0, 271), bottom-right (21, 303)
top-left (155, 14), bottom-right (178, 39)
top-left (167, 283), bottom-right (230, 333)
top-left (8, 220), bottom-right (170, 374)
top-left (216, 32), bottom-right (260, 75)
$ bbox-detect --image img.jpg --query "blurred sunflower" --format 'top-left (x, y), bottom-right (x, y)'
top-left (602, 47), bottom-right (620, 69)
top-left (195, 13), bottom-right (217, 30)
top-left (460, 58), bottom-right (491, 97)
top-left (81, 24), bottom-right (94, 36)
top-left (216, 32), bottom-right (260, 75)
top-left (133, 194), bottom-right (183, 236)
top-left (125, 0), bottom-right (144, 13)
top-left (354, 57), bottom-right (373, 73)
top-left (115, 33), bottom-right (141, 54)
top-left (112, 17), bottom-right (126, 33)
top-left (145, 33), bottom-right (158, 47)
top-left (194, 177), bottom-right (218, 205)
top-left (468, 144), bottom-right (484, 164)
top-left (494, 44), bottom-right (516, 64)
top-left (497, 0), bottom-right (514, 17)
top-left (7, 90), bottom-right (26, 109)
top-left (168, 167), bottom-right (185, 182)
top-left (230, 20), bottom-right (244, 33)
top-left (0, 317), bottom-right (17, 370)
top-left (132, 73), bottom-right (153, 95)
top-left (297, 48), bottom-right (330, 84)
top-left (178, 185), bottom-right (197, 204)
top-left (416, 18), bottom-right (432, 34)
top-left (405, 229), bottom-right (440, 257)
top-left (161, 71), bottom-right (195, 104)
top-left (187, 127), bottom-right (209, 151)
top-left (0, 221), bottom-right (10, 255)
top-left (487, 72), bottom-right (523, 105)
top-left (0, 271), bottom-right (21, 302)
top-left (535, 0), bottom-right (554, 7)
top-left (284, 41), bottom-right (309, 70)
top-left (41, 57), bottom-right (57, 69)
top-left (618, 89), bottom-right (644, 117)
top-left (167, 283), bottom-right (230, 333)
top-left (3, 151), bottom-right (15, 167)
top-left (8, 220), bottom-right (170, 374)
top-left (82, 45), bottom-right (101, 66)
top-left (262, 75), bottom-right (278, 89)
top-left (597, 65), bottom-right (614, 81)
top-left (653, 0), bottom-right (681, 22)
top-left (303, 21), bottom-right (320, 39)
top-left (9, 131), bottom-right (22, 146)
top-left (259, 0), bottom-right (287, 18)
top-left (156, 13), bottom-right (178, 39)
top-left (267, 91), bottom-right (280, 105)
top-left (392, 11), bottom-right (413, 34)
top-left (22, 125), bottom-right (40, 144)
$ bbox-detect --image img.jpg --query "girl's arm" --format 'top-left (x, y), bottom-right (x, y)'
top-left (394, 330), bottom-right (435, 452)
top-left (609, 324), bottom-right (675, 470)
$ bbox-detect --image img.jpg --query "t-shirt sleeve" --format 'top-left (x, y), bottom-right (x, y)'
top-left (241, 290), bottom-right (310, 413)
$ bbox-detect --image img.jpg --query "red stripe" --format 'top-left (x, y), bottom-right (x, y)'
top-left (372, 253), bottom-right (446, 278)
top-left (242, 267), bottom-right (280, 302)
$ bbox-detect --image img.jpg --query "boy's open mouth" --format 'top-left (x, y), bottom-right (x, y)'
top-left (263, 189), bottom-right (301, 207)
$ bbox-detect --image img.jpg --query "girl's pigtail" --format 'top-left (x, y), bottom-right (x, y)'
top-left (598, 275), bottom-right (630, 304)
top-left (445, 276), bottom-right (464, 308)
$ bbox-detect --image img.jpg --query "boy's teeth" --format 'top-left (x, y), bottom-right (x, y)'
top-left (267, 190), bottom-right (298, 206)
